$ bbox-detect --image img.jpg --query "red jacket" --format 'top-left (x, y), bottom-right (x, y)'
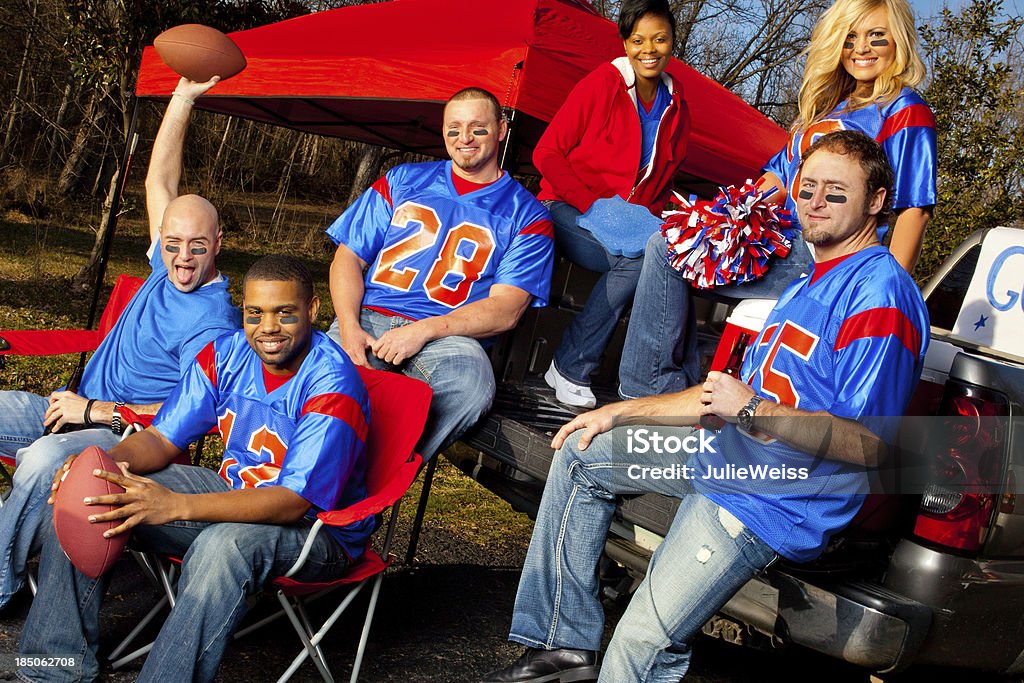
top-left (534, 57), bottom-right (690, 215)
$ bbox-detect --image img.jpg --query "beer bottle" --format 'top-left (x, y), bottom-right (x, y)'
top-left (700, 332), bottom-right (752, 431)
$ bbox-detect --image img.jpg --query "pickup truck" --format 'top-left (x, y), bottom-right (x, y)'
top-left (446, 225), bottom-right (1024, 676)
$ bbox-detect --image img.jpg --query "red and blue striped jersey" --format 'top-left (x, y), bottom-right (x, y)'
top-left (693, 247), bottom-right (929, 562)
top-left (763, 87), bottom-right (937, 237)
top-left (326, 161), bottom-right (554, 323)
top-left (152, 330), bottom-right (372, 558)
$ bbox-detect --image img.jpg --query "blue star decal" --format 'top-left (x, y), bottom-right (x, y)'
top-left (974, 315), bottom-right (988, 331)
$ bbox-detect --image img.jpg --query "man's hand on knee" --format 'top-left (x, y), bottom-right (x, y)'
top-left (43, 391), bottom-right (90, 432)
top-left (551, 404), bottom-right (623, 451)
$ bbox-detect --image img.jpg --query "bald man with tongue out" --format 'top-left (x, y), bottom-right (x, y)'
top-left (0, 75), bottom-right (239, 609)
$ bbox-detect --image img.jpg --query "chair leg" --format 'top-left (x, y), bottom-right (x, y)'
top-left (404, 457), bottom-right (439, 565)
top-left (192, 436), bottom-right (206, 467)
top-left (109, 554), bottom-right (178, 670)
top-left (294, 599), bottom-right (330, 675)
top-left (350, 573), bottom-right (385, 683)
top-left (277, 592), bottom-right (335, 683)
top-left (158, 563), bottom-right (178, 608)
top-left (108, 594), bottom-right (170, 666)
top-left (276, 581), bottom-right (370, 682)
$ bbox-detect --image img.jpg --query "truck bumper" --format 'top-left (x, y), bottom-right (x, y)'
top-left (754, 570), bottom-right (931, 672)
top-left (884, 539), bottom-right (1024, 672)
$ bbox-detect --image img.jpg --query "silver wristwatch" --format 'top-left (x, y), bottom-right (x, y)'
top-left (737, 395), bottom-right (764, 433)
top-left (111, 401), bottom-right (126, 435)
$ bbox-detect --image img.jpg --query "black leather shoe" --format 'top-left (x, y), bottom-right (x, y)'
top-left (481, 647), bottom-right (599, 682)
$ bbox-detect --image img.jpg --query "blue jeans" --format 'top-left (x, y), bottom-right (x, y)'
top-left (17, 464), bottom-right (349, 683)
top-left (547, 201), bottom-right (644, 386)
top-left (619, 232), bottom-right (812, 398)
top-left (328, 309), bottom-right (494, 460)
top-left (509, 427), bottom-right (777, 681)
top-left (0, 390), bottom-right (121, 608)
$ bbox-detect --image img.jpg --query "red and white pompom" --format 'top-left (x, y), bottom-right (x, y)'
top-left (660, 182), bottom-right (794, 289)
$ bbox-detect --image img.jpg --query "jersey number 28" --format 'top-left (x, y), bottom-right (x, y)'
top-left (372, 202), bottom-right (496, 308)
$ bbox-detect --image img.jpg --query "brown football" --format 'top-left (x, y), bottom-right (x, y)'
top-left (53, 446), bottom-right (129, 579)
top-left (153, 24), bottom-right (246, 83)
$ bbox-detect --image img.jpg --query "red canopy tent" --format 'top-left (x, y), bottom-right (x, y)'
top-left (135, 0), bottom-right (786, 188)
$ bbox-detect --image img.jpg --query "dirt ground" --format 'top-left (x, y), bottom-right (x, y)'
top-left (1, 467), bottom-right (1015, 683)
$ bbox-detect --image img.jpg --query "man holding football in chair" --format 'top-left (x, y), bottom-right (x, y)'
top-left (0, 76), bottom-right (239, 609)
top-left (326, 87), bottom-right (555, 463)
top-left (18, 255), bottom-right (371, 683)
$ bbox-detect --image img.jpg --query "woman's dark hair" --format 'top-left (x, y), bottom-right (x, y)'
top-left (618, 0), bottom-right (677, 41)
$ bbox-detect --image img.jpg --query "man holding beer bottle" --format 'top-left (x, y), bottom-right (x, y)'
top-left (484, 131), bottom-right (930, 682)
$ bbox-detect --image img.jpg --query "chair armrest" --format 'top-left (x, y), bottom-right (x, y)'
top-left (284, 519), bottom-right (326, 578)
top-left (0, 329), bottom-right (101, 356)
top-left (316, 456), bottom-right (422, 528)
top-left (286, 453), bottom-right (423, 577)
top-left (119, 406), bottom-right (155, 430)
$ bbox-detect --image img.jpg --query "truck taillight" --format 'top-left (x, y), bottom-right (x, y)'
top-left (913, 381), bottom-right (1008, 553)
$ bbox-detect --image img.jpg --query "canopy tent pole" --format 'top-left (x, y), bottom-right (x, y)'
top-left (499, 61), bottom-right (524, 173)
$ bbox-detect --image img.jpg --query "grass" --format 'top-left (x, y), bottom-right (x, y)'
top-left (0, 196), bottom-right (532, 555)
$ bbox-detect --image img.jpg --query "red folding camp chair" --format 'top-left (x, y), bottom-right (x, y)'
top-left (109, 366), bottom-right (432, 683)
top-left (0, 275), bottom-right (144, 597)
top-left (0, 274), bottom-right (145, 478)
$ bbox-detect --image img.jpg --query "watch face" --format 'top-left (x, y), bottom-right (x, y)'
top-left (738, 396), bottom-right (761, 432)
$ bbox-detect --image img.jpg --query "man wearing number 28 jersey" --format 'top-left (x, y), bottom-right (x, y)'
top-left (326, 87), bottom-right (554, 461)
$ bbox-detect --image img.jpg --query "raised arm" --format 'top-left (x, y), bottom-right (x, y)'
top-left (756, 171), bottom-right (787, 203)
top-left (145, 76), bottom-right (220, 247)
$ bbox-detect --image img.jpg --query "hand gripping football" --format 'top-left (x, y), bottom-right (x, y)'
top-left (154, 24), bottom-right (247, 83)
top-left (53, 446), bottom-right (130, 579)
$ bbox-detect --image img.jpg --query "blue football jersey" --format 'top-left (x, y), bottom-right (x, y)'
top-left (79, 243), bottom-right (240, 403)
top-left (152, 330), bottom-right (373, 558)
top-left (693, 247), bottom-right (929, 562)
top-left (326, 161), bottom-right (554, 322)
top-left (763, 87), bottom-right (937, 237)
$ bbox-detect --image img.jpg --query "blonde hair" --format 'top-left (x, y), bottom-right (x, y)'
top-left (795, 0), bottom-right (926, 128)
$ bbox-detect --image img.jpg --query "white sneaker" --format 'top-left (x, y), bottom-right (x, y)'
top-left (544, 362), bottom-right (596, 409)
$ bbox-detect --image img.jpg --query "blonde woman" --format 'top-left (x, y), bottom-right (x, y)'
top-left (760, 0), bottom-right (933, 271)
top-left (620, 0), bottom-right (936, 399)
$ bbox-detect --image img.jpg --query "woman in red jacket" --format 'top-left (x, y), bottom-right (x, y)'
top-left (538, 0), bottom-right (690, 408)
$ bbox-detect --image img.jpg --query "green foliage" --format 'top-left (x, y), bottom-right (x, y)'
top-left (918, 0), bottom-right (1024, 279)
